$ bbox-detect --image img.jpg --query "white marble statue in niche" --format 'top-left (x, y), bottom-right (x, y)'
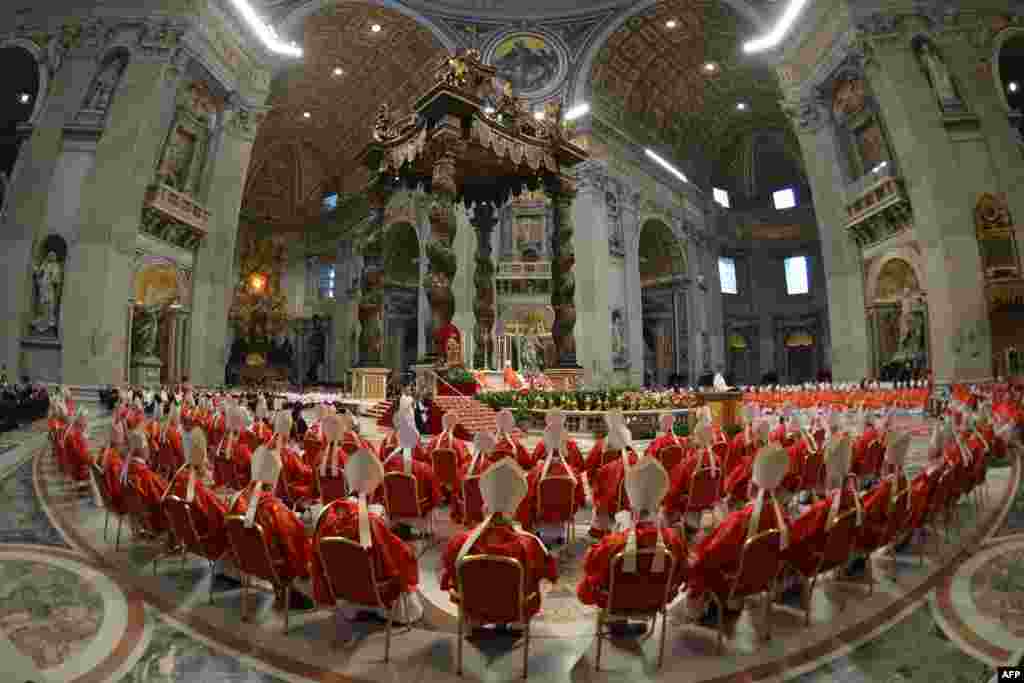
top-left (82, 56), bottom-right (127, 113)
top-left (914, 39), bottom-right (964, 113)
top-left (606, 191), bottom-right (624, 255)
top-left (32, 251), bottom-right (64, 336)
top-left (611, 307), bottom-right (628, 367)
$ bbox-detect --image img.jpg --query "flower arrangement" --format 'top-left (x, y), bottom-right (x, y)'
top-left (476, 387), bottom-right (699, 413)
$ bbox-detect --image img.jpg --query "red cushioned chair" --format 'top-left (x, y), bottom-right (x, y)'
top-left (225, 515), bottom-right (298, 633)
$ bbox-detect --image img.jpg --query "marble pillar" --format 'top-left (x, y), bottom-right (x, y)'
top-left (864, 33), bottom-right (991, 382)
top-left (789, 99), bottom-right (871, 382)
top-left (571, 162), bottom-right (613, 381)
top-left (188, 102), bottom-right (265, 385)
top-left (451, 205), bottom-right (476, 366)
top-left (2, 46), bottom-right (97, 380)
top-left (61, 55), bottom-right (182, 386)
top-left (549, 175), bottom-right (580, 370)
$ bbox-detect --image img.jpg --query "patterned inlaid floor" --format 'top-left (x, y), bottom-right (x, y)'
top-left (0, 408), bottom-right (1018, 682)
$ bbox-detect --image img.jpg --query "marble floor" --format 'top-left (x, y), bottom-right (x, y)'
top-left (0, 411), bottom-right (1020, 682)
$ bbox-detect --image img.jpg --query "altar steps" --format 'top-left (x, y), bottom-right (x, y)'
top-left (371, 396), bottom-right (522, 439)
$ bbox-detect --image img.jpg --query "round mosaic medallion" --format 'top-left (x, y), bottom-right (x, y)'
top-left (485, 32), bottom-right (567, 98)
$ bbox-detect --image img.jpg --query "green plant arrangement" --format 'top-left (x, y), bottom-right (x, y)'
top-left (445, 367), bottom-right (477, 385)
top-left (425, 241), bottom-right (457, 279)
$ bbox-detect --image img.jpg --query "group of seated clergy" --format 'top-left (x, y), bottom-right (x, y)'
top-left (50, 382), bottom-right (1022, 636)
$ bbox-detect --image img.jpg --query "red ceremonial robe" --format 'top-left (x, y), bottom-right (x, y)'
top-left (164, 466), bottom-right (229, 558)
top-left (530, 439), bottom-right (583, 471)
top-left (303, 423), bottom-right (326, 469)
top-left (339, 431), bottom-right (376, 457)
top-left (523, 458), bottom-right (586, 529)
top-left (63, 424), bottom-right (93, 481)
top-left (423, 431), bottom-right (471, 490)
top-left (440, 518), bottom-right (557, 619)
top-left (583, 438), bottom-right (629, 482)
top-left (783, 488), bottom-right (860, 575)
top-left (310, 499), bottom-right (419, 606)
top-left (783, 437), bottom-right (810, 491)
top-left (857, 472), bottom-right (910, 551)
top-left (124, 458), bottom-right (169, 533)
top-left (159, 426), bottom-right (185, 474)
top-left (496, 433), bottom-right (533, 469)
top-left (208, 413), bottom-right (226, 456)
top-left (381, 451), bottom-right (443, 514)
top-left (577, 522), bottom-right (687, 607)
top-left (101, 446), bottom-right (127, 514)
top-left (591, 449), bottom-right (640, 517)
top-left (227, 486), bottom-right (311, 582)
top-left (450, 456), bottom-right (498, 525)
top-left (908, 463), bottom-right (945, 528)
top-left (644, 433), bottom-right (692, 470)
top-left (851, 426), bottom-right (879, 475)
top-left (266, 435), bottom-right (315, 501)
top-left (687, 500), bottom-right (789, 600)
top-left (663, 448), bottom-right (722, 517)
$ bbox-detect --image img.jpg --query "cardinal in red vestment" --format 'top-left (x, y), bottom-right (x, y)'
top-left (216, 402), bottom-right (253, 489)
top-left (645, 413), bottom-right (691, 470)
top-left (503, 360), bottom-right (524, 390)
top-left (857, 430), bottom-right (913, 552)
top-left (722, 420), bottom-right (772, 503)
top-left (246, 395), bottom-right (273, 448)
top-left (207, 402), bottom-right (227, 457)
top-left (589, 410), bottom-right (640, 538)
top-left (48, 398), bottom-right (69, 472)
top-left (530, 409), bottom-right (582, 470)
top-left (850, 408), bottom-right (880, 477)
top-left (98, 421), bottom-right (128, 514)
top-left (158, 404), bottom-right (186, 476)
top-left (908, 424), bottom-right (951, 528)
top-left (423, 411), bottom-right (471, 492)
top-left (62, 409), bottom-right (94, 483)
top-left (663, 420), bottom-right (721, 526)
top-left (264, 410), bottom-right (315, 502)
top-left (380, 402), bottom-right (443, 529)
top-left (303, 403), bottom-right (333, 469)
top-left (379, 397), bottom-right (419, 462)
top-left (316, 413), bottom-right (349, 501)
top-left (680, 444), bottom-right (791, 620)
top-left (441, 458), bottom-right (557, 622)
top-left (578, 457), bottom-right (687, 610)
top-left (783, 435), bottom-right (863, 576)
top-left (523, 415), bottom-right (585, 537)
top-left (337, 411), bottom-right (375, 457)
top-left (310, 448), bottom-right (423, 627)
top-left (227, 445), bottom-right (311, 586)
top-left (123, 429), bottom-right (169, 533)
top-left (451, 432), bottom-right (499, 525)
top-left (162, 428), bottom-right (229, 558)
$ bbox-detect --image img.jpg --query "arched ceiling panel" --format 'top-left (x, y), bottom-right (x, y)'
top-left (243, 3), bottom-right (448, 229)
top-left (588, 0), bottom-right (788, 188)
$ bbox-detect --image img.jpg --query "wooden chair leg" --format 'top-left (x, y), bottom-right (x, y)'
top-left (657, 609), bottom-right (667, 670)
top-left (457, 606), bottom-right (464, 676)
top-left (522, 620), bottom-right (530, 679)
top-left (283, 585), bottom-right (291, 634)
top-left (241, 574), bottom-right (249, 622)
top-left (208, 560), bottom-right (216, 605)
top-left (385, 602), bottom-right (395, 663)
top-left (595, 611), bottom-right (603, 671)
top-left (103, 509), bottom-right (110, 541)
top-left (115, 514), bottom-right (123, 551)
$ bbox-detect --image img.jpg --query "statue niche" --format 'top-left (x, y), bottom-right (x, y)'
top-left (974, 193), bottom-right (1018, 279)
top-left (31, 245), bottom-right (65, 337)
top-left (77, 53), bottom-right (128, 124)
top-left (912, 37), bottom-right (966, 115)
top-left (155, 80), bottom-right (219, 197)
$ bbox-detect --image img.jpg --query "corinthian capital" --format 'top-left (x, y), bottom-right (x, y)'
top-left (783, 94), bottom-right (829, 134)
top-left (573, 160), bottom-right (609, 195)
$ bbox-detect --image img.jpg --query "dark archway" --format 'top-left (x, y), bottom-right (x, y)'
top-left (638, 219), bottom-right (687, 387)
top-left (0, 45), bottom-right (40, 184)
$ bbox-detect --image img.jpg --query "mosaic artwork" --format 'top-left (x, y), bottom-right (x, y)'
top-left (491, 33), bottom-right (562, 94)
top-left (971, 548), bottom-right (1024, 637)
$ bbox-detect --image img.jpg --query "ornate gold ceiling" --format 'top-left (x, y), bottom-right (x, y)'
top-left (588, 0), bottom-right (789, 188)
top-left (243, 3), bottom-right (447, 228)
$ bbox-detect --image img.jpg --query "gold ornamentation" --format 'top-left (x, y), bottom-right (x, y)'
top-left (832, 76), bottom-right (866, 118)
top-left (975, 193), bottom-right (1013, 233)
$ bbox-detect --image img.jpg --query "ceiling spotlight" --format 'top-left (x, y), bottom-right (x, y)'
top-left (1010, 81), bottom-right (1020, 93)
top-left (703, 62), bottom-right (718, 73)
top-left (302, 111), bottom-right (311, 119)
top-left (533, 111), bottom-right (545, 121)
top-left (564, 103), bottom-right (590, 121)
top-left (665, 19), bottom-right (678, 28)
top-left (736, 102), bottom-right (748, 111)
top-left (484, 106), bottom-right (496, 114)
top-left (17, 92), bottom-right (30, 105)
top-left (333, 67), bottom-right (344, 76)
top-left (370, 23), bottom-right (382, 33)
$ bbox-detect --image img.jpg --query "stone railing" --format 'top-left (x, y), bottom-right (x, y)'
top-left (144, 184), bottom-right (210, 234)
top-left (523, 408), bottom-right (690, 439)
top-left (497, 260), bottom-right (551, 279)
top-left (844, 172), bottom-right (912, 248)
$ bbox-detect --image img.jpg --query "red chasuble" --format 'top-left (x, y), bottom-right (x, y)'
top-left (125, 459), bottom-right (169, 533)
top-left (528, 439), bottom-right (582, 471)
top-left (450, 456), bottom-right (497, 525)
top-left (303, 423), bottom-right (326, 469)
top-left (645, 433), bottom-right (692, 468)
top-left (378, 432), bottom-right (400, 461)
top-left (663, 449), bottom-right (721, 517)
top-left (856, 472), bottom-right (909, 551)
top-left (591, 449), bottom-right (640, 517)
top-left (523, 459), bottom-right (586, 529)
top-left (310, 500), bottom-right (419, 606)
top-left (267, 436), bottom-right (315, 501)
top-left (686, 502), bottom-right (789, 600)
top-left (208, 413), bottom-right (226, 456)
top-left (225, 434), bottom-right (254, 489)
top-left (159, 426), bottom-right (185, 473)
top-left (577, 523), bottom-right (687, 607)
top-left (101, 447), bottom-right (127, 514)
top-left (164, 466), bottom-right (229, 558)
top-left (227, 486), bottom-right (311, 581)
top-left (440, 519), bottom-right (557, 618)
top-left (908, 464), bottom-right (944, 528)
top-left (851, 426), bottom-right (879, 475)
top-left (63, 424), bottom-right (94, 482)
top-left (380, 453), bottom-right (443, 513)
top-left (583, 438), bottom-right (627, 482)
top-left (783, 489), bottom-right (860, 576)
